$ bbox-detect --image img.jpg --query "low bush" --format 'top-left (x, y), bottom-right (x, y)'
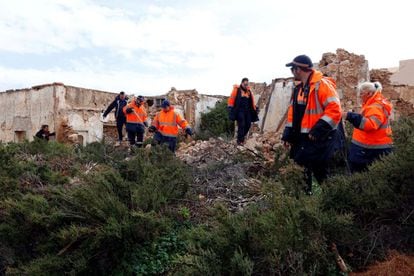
top-left (198, 100), bottom-right (235, 140)
top-left (0, 117), bottom-right (413, 275)
top-left (0, 144), bottom-right (191, 275)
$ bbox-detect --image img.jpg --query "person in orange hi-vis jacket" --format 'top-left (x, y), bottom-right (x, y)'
top-left (227, 77), bottom-right (259, 145)
top-left (344, 81), bottom-right (393, 173)
top-left (148, 100), bottom-right (193, 152)
top-left (123, 95), bottom-right (148, 148)
top-left (282, 55), bottom-right (342, 195)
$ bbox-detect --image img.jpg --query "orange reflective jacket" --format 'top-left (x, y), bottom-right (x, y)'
top-left (286, 70), bottom-right (341, 133)
top-left (228, 85), bottom-right (256, 111)
top-left (351, 92), bottom-right (392, 149)
top-left (123, 101), bottom-right (147, 125)
top-left (152, 107), bottom-right (189, 137)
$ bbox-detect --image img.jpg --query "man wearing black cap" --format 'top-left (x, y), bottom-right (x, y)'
top-left (103, 91), bottom-right (128, 146)
top-left (283, 55), bottom-right (342, 194)
top-left (148, 100), bottom-right (193, 152)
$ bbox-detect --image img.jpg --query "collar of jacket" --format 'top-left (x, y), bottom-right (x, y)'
top-left (364, 91), bottom-right (392, 113)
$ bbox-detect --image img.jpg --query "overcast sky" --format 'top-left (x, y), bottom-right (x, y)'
top-left (0, 0), bottom-right (412, 95)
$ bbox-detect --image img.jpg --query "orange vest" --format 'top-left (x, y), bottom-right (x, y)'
top-left (351, 92), bottom-right (393, 149)
top-left (152, 107), bottom-right (189, 137)
top-left (286, 70), bottom-right (341, 133)
top-left (228, 85), bottom-right (256, 110)
top-left (123, 101), bottom-right (147, 125)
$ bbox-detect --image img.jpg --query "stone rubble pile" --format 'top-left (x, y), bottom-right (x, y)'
top-left (175, 133), bottom-right (283, 211)
top-left (176, 132), bottom-right (283, 168)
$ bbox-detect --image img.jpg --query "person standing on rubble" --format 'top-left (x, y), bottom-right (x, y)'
top-left (227, 77), bottom-right (259, 145)
top-left (282, 55), bottom-right (342, 194)
top-left (123, 95), bottom-right (148, 149)
top-left (35, 124), bottom-right (55, 141)
top-left (148, 100), bottom-right (193, 152)
top-left (103, 91), bottom-right (128, 146)
top-left (344, 81), bottom-right (393, 173)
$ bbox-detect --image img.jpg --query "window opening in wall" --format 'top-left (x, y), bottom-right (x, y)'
top-left (14, 131), bottom-right (26, 142)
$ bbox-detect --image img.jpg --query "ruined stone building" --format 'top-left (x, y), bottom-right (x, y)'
top-left (0, 83), bottom-right (118, 144)
top-left (1, 49), bottom-right (413, 145)
top-left (0, 84), bottom-right (228, 144)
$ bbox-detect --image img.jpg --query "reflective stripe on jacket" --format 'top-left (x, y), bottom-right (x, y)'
top-left (286, 70), bottom-right (341, 133)
top-left (351, 92), bottom-right (393, 149)
top-left (152, 107), bottom-right (189, 137)
top-left (123, 102), bottom-right (147, 125)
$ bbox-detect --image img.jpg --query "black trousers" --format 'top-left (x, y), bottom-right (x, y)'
top-left (236, 110), bottom-right (252, 143)
top-left (153, 132), bottom-right (177, 152)
top-left (126, 123), bottom-right (145, 147)
top-left (348, 143), bottom-right (392, 173)
top-left (290, 132), bottom-right (337, 191)
top-left (116, 117), bottom-right (126, 142)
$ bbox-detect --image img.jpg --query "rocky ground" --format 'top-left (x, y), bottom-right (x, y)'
top-left (175, 132), bottom-right (284, 212)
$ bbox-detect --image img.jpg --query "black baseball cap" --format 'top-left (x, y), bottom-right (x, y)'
top-left (286, 55), bottom-right (313, 68)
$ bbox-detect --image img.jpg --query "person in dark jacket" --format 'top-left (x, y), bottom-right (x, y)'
top-left (227, 78), bottom-right (259, 145)
top-left (35, 125), bottom-right (55, 141)
top-left (282, 55), bottom-right (342, 195)
top-left (103, 91), bottom-right (128, 146)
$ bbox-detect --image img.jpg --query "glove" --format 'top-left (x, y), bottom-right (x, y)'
top-left (185, 128), bottom-right (193, 136)
top-left (148, 126), bottom-right (157, 133)
top-left (126, 107), bottom-right (133, 114)
top-left (143, 121), bottom-right (148, 127)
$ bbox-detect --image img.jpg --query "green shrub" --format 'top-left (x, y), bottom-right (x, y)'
top-left (0, 143), bottom-right (191, 275)
top-left (1, 118), bottom-right (413, 275)
top-left (321, 117), bottom-right (414, 269)
top-left (174, 196), bottom-right (351, 275)
top-left (198, 100), bottom-right (235, 140)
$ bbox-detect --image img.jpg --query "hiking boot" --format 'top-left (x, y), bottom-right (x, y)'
top-left (115, 141), bottom-right (121, 147)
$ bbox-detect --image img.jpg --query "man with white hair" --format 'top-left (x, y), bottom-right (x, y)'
top-left (344, 81), bottom-right (393, 172)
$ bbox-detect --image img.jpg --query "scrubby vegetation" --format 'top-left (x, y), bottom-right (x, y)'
top-left (0, 118), bottom-right (413, 275)
top-left (197, 100), bottom-right (234, 140)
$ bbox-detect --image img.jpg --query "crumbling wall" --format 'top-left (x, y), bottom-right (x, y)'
top-left (260, 79), bottom-right (293, 133)
top-left (0, 86), bottom-right (55, 142)
top-left (391, 59), bottom-right (414, 86)
top-left (370, 69), bottom-right (414, 117)
top-left (319, 48), bottom-right (369, 111)
top-left (61, 86), bottom-right (117, 145)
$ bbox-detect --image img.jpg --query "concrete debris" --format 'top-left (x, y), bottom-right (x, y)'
top-left (176, 135), bottom-right (282, 211)
top-left (176, 133), bottom-right (282, 168)
top-left (176, 137), bottom-right (247, 168)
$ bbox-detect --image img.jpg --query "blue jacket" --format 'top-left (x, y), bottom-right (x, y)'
top-left (103, 95), bottom-right (128, 120)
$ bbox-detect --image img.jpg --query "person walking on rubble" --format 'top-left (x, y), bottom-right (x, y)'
top-left (103, 91), bottom-right (128, 146)
top-left (148, 100), bottom-right (193, 152)
top-left (35, 124), bottom-right (55, 141)
top-left (123, 95), bottom-right (148, 149)
top-left (344, 81), bottom-right (393, 173)
top-left (282, 55), bottom-right (342, 194)
top-left (227, 77), bottom-right (259, 145)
